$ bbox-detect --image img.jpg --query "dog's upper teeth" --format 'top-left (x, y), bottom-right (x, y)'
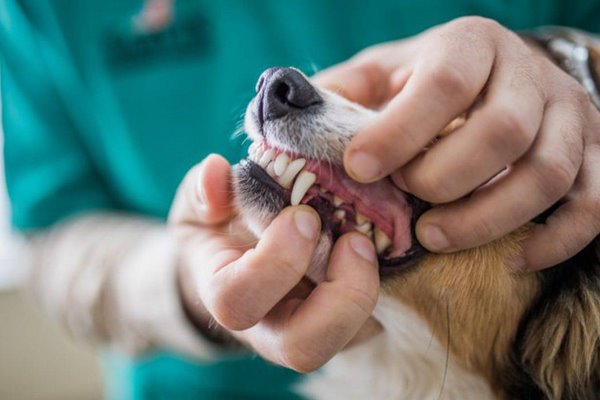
top-left (266, 161), bottom-right (276, 177)
top-left (273, 153), bottom-right (290, 176)
top-left (258, 148), bottom-right (275, 168)
top-left (356, 213), bottom-right (369, 225)
top-left (374, 227), bottom-right (392, 254)
top-left (291, 171), bottom-right (316, 205)
top-left (356, 221), bottom-right (373, 235)
top-left (333, 196), bottom-right (344, 207)
top-left (278, 158), bottom-right (306, 188)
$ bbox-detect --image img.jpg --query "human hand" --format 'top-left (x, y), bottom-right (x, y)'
top-left (169, 154), bottom-right (381, 372)
top-left (314, 17), bottom-right (600, 270)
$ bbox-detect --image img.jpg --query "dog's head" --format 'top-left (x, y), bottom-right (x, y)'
top-left (233, 67), bottom-right (600, 399)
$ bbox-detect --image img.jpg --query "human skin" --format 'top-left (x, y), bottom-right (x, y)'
top-left (171, 17), bottom-right (600, 372)
top-left (315, 17), bottom-right (600, 271)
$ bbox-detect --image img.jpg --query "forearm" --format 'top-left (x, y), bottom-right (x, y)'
top-left (26, 212), bottom-right (219, 358)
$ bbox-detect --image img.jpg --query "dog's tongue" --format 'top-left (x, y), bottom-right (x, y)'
top-left (305, 161), bottom-right (414, 258)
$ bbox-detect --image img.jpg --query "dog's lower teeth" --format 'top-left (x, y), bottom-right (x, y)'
top-left (374, 227), bottom-right (393, 254)
top-left (291, 171), bottom-right (316, 205)
top-left (278, 158), bottom-right (306, 188)
top-left (334, 209), bottom-right (345, 220)
top-left (274, 153), bottom-right (290, 176)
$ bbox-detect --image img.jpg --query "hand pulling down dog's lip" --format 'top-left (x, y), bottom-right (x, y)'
top-left (170, 154), bottom-right (382, 373)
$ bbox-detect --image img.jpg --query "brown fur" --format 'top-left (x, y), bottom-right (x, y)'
top-left (384, 227), bottom-right (540, 395)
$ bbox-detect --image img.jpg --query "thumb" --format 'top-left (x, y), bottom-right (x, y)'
top-left (311, 61), bottom-right (390, 108)
top-left (169, 153), bottom-right (235, 227)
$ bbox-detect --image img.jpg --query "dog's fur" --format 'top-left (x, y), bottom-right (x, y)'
top-left (234, 68), bottom-right (600, 399)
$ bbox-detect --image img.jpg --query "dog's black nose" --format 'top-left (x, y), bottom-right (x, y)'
top-left (257, 67), bottom-right (322, 122)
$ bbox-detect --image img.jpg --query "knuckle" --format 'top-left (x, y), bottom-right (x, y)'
top-left (344, 285), bottom-right (378, 316)
top-left (279, 336), bottom-right (327, 373)
top-left (530, 152), bottom-right (575, 201)
top-left (489, 111), bottom-right (535, 153)
top-left (207, 280), bottom-right (256, 330)
top-left (428, 64), bottom-right (471, 97)
top-left (414, 170), bottom-right (456, 202)
top-left (468, 214), bottom-right (504, 245)
top-left (450, 16), bottom-right (503, 36)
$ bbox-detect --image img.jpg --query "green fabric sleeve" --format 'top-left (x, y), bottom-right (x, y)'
top-left (1, 2), bottom-right (113, 230)
top-left (560, 0), bottom-right (600, 32)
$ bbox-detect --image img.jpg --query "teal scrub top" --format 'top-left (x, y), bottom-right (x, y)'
top-left (2, 0), bottom-right (599, 399)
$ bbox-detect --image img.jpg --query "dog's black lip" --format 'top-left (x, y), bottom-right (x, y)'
top-left (240, 159), bottom-right (431, 276)
top-left (243, 159), bottom-right (288, 201)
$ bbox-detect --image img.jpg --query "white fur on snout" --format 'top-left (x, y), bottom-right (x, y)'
top-left (244, 84), bottom-right (378, 164)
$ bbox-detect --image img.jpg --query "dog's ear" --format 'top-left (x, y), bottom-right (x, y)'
top-left (508, 241), bottom-right (600, 400)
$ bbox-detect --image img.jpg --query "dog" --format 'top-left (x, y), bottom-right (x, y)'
top-left (233, 67), bottom-right (600, 399)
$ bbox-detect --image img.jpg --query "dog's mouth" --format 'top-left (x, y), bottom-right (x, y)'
top-left (242, 140), bottom-right (429, 273)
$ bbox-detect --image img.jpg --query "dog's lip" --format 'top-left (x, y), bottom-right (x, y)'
top-left (239, 158), bottom-right (430, 274)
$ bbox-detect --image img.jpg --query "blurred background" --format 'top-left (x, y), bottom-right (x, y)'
top-left (0, 91), bottom-right (103, 399)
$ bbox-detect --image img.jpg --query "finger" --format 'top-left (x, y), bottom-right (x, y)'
top-left (518, 200), bottom-right (599, 271)
top-left (394, 55), bottom-right (544, 203)
top-left (312, 61), bottom-right (391, 108)
top-left (344, 36), bottom-right (496, 183)
top-left (248, 233), bottom-right (379, 372)
top-left (519, 145), bottom-right (600, 270)
top-left (200, 206), bottom-right (321, 331)
top-left (168, 154), bottom-right (234, 227)
top-left (417, 100), bottom-right (584, 252)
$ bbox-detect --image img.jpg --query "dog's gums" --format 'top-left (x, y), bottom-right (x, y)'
top-left (243, 139), bottom-right (427, 268)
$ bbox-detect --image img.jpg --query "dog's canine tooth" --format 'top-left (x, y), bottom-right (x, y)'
top-left (333, 196), bottom-right (344, 207)
top-left (356, 221), bottom-right (373, 235)
top-left (334, 209), bottom-right (345, 220)
top-left (291, 171), bottom-right (316, 205)
top-left (356, 213), bottom-right (370, 225)
top-left (258, 148), bottom-right (275, 167)
top-left (273, 153), bottom-right (290, 176)
top-left (278, 158), bottom-right (306, 188)
top-left (374, 227), bottom-right (392, 254)
top-left (266, 161), bottom-right (276, 177)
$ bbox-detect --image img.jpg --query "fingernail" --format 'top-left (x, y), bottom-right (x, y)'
top-left (347, 151), bottom-right (382, 182)
top-left (350, 234), bottom-right (377, 263)
top-left (509, 256), bottom-right (527, 271)
top-left (294, 209), bottom-right (320, 240)
top-left (421, 225), bottom-right (450, 251)
top-left (196, 172), bottom-right (207, 206)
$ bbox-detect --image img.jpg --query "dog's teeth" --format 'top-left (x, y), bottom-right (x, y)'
top-left (273, 153), bottom-right (290, 176)
top-left (334, 209), bottom-right (346, 220)
top-left (356, 213), bottom-right (370, 225)
top-left (319, 187), bottom-right (328, 193)
top-left (252, 143), bottom-right (264, 161)
top-left (258, 148), bottom-right (275, 168)
top-left (266, 161), bottom-right (276, 177)
top-left (374, 227), bottom-right (393, 254)
top-left (333, 196), bottom-right (344, 207)
top-left (278, 158), bottom-right (306, 188)
top-left (291, 171), bottom-right (316, 205)
top-left (356, 221), bottom-right (373, 235)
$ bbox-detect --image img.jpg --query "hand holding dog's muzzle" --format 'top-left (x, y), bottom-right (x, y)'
top-left (314, 17), bottom-right (600, 271)
top-left (169, 154), bottom-right (382, 372)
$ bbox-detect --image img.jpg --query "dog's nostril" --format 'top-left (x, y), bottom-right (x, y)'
top-left (258, 67), bottom-right (322, 122)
